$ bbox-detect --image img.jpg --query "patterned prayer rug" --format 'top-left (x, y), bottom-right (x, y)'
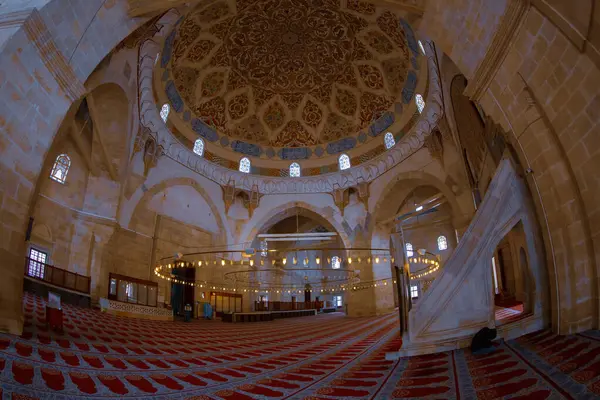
top-left (1, 292), bottom-right (599, 399)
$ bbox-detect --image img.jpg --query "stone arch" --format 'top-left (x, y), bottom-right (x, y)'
top-left (240, 202), bottom-right (353, 251)
top-left (372, 170), bottom-right (466, 226)
top-left (129, 177), bottom-right (229, 246)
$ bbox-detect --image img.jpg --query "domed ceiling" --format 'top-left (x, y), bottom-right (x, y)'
top-left (158, 0), bottom-right (424, 173)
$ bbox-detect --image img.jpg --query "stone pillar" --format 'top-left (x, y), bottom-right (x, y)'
top-left (88, 225), bottom-right (116, 305)
top-left (149, 215), bottom-right (162, 280)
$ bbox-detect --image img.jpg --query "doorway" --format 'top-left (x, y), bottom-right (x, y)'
top-left (171, 267), bottom-right (195, 317)
top-left (491, 222), bottom-right (531, 324)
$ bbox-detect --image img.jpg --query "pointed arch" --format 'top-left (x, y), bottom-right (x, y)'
top-left (384, 132), bottom-right (395, 149)
top-left (239, 157), bottom-right (250, 173)
top-left (193, 138), bottom-right (204, 156)
top-left (406, 242), bottom-right (414, 257)
top-left (415, 94), bottom-right (425, 114)
top-left (339, 154), bottom-right (350, 170)
top-left (160, 103), bottom-right (169, 122)
top-left (437, 235), bottom-right (448, 251)
top-left (289, 162), bottom-right (301, 177)
top-left (331, 256), bottom-right (341, 269)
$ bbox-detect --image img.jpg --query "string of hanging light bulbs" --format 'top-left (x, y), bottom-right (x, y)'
top-left (154, 247), bottom-right (396, 292)
top-left (154, 246), bottom-right (443, 291)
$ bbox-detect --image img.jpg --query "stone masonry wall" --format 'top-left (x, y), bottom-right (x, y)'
top-left (423, 1), bottom-right (600, 333)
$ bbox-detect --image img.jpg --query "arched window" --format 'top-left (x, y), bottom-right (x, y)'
top-left (384, 132), bottom-right (395, 149)
top-left (160, 103), bottom-right (170, 123)
top-left (289, 162), bottom-right (301, 177)
top-left (406, 242), bottom-right (413, 258)
top-left (415, 94), bottom-right (425, 114)
top-left (338, 154), bottom-right (351, 170)
top-left (50, 154), bottom-right (71, 184)
top-left (193, 138), bottom-right (204, 156)
top-left (239, 157), bottom-right (251, 173)
top-left (437, 235), bottom-right (448, 251)
top-left (418, 40), bottom-right (426, 55)
top-left (331, 256), bottom-right (341, 269)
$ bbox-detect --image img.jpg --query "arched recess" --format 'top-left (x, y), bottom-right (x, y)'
top-left (371, 182), bottom-right (456, 289)
top-left (372, 170), bottom-right (467, 228)
top-left (240, 202), bottom-right (352, 251)
top-left (128, 177), bottom-right (229, 246)
top-left (369, 173), bottom-right (466, 316)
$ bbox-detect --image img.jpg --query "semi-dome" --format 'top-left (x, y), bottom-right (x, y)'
top-left (156, 0), bottom-right (426, 176)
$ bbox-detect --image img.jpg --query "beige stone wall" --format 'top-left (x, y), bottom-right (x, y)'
top-left (481, 7), bottom-right (600, 333)
top-left (424, 1), bottom-right (600, 333)
top-left (422, 0), bottom-right (508, 79)
top-left (4, 0), bottom-right (598, 337)
top-left (0, 0), bottom-right (145, 334)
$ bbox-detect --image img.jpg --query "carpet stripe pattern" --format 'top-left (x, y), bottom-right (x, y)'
top-left (0, 293), bottom-right (599, 399)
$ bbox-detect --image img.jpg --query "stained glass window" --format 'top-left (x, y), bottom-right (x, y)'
top-left (437, 235), bottom-right (448, 251)
top-left (384, 132), bottom-right (395, 149)
top-left (406, 243), bottom-right (414, 258)
top-left (331, 256), bottom-right (341, 269)
top-left (160, 103), bottom-right (170, 122)
top-left (239, 157), bottom-right (251, 173)
top-left (289, 162), bottom-right (301, 177)
top-left (415, 94), bottom-right (425, 114)
top-left (50, 154), bottom-right (71, 184)
top-left (193, 138), bottom-right (204, 156)
top-left (339, 154), bottom-right (351, 171)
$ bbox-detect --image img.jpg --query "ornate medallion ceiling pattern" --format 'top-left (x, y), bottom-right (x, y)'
top-left (159, 0), bottom-right (422, 163)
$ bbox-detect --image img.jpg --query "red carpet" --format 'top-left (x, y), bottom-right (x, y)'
top-left (0, 292), bottom-right (599, 399)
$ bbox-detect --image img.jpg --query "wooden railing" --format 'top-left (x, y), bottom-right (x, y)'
top-left (24, 257), bottom-right (91, 294)
top-left (254, 301), bottom-right (323, 312)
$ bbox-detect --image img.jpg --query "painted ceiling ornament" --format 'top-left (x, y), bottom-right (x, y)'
top-left (163, 0), bottom-right (415, 155)
top-left (139, 8), bottom-right (441, 187)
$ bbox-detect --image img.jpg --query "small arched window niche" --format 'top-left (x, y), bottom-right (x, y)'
top-left (50, 154), bottom-right (71, 184)
top-left (406, 242), bottom-right (414, 258)
top-left (384, 132), bottom-right (395, 149)
top-left (289, 162), bottom-right (301, 177)
top-left (160, 103), bottom-right (170, 123)
top-left (239, 157), bottom-right (251, 173)
top-left (437, 235), bottom-right (448, 251)
top-left (415, 94), bottom-right (425, 114)
top-left (331, 256), bottom-right (341, 269)
top-left (260, 240), bottom-right (268, 257)
top-left (339, 154), bottom-right (351, 171)
top-left (193, 138), bottom-right (204, 156)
